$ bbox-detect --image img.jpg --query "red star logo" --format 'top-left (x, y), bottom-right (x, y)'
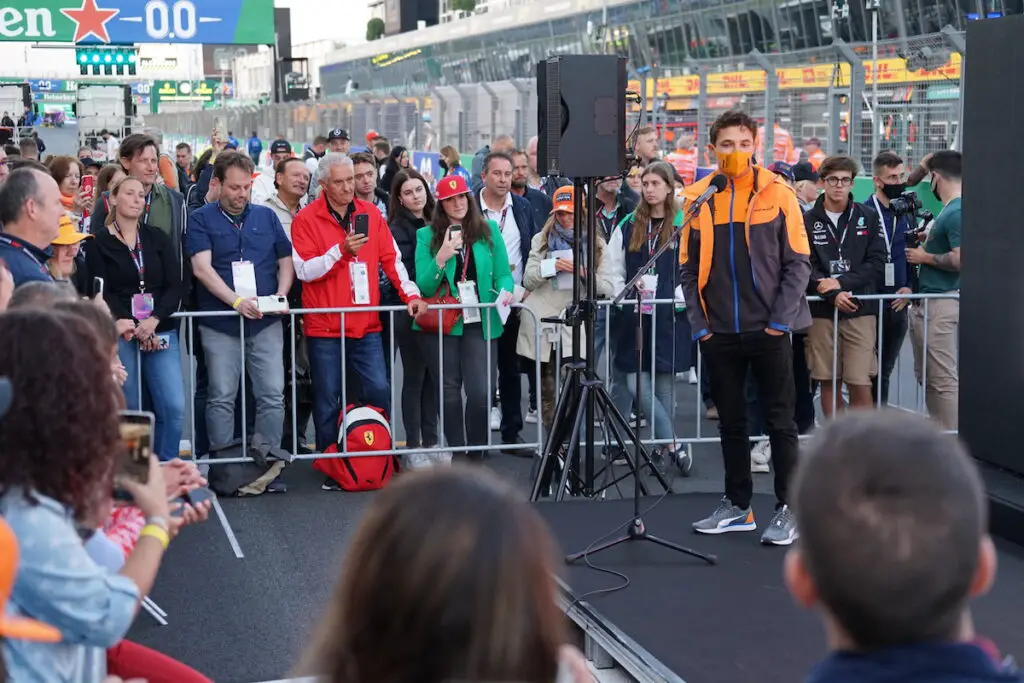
top-left (61, 0), bottom-right (120, 44)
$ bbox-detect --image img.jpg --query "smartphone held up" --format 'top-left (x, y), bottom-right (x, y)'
top-left (114, 410), bottom-right (154, 501)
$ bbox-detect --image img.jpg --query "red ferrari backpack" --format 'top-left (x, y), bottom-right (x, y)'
top-left (313, 404), bottom-right (398, 492)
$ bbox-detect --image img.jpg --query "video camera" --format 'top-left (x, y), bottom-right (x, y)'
top-left (904, 210), bottom-right (935, 249)
top-left (889, 190), bottom-right (922, 217)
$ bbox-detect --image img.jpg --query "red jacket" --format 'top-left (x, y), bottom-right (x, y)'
top-left (291, 195), bottom-right (420, 339)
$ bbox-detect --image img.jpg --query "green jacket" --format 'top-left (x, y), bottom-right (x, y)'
top-left (414, 220), bottom-right (514, 339)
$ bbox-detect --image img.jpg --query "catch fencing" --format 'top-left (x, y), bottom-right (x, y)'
top-left (157, 293), bottom-right (957, 473)
top-left (145, 29), bottom-right (963, 175)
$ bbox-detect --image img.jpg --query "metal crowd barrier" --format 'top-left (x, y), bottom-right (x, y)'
top-left (141, 292), bottom-right (957, 469)
top-left (163, 302), bottom-right (543, 466)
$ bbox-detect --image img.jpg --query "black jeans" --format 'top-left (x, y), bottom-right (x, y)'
top-left (395, 316), bottom-right (439, 448)
top-left (422, 325), bottom-right (496, 458)
top-left (495, 310), bottom-right (523, 442)
top-left (703, 331), bottom-right (799, 510)
top-left (871, 304), bottom-right (908, 406)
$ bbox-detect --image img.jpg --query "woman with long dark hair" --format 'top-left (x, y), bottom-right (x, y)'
top-left (297, 467), bottom-right (591, 683)
top-left (387, 168), bottom-right (442, 467)
top-left (607, 161), bottom-right (693, 472)
top-left (0, 309), bottom-right (177, 681)
top-left (84, 175), bottom-right (185, 461)
top-left (414, 175), bottom-right (514, 461)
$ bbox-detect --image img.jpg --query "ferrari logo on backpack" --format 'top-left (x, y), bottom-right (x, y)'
top-left (364, 431), bottom-right (375, 446)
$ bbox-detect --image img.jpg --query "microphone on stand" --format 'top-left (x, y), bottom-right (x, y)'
top-left (685, 174), bottom-right (728, 217)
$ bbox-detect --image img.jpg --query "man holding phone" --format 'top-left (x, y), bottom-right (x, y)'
top-left (803, 155), bottom-right (887, 418)
top-left (291, 153), bottom-right (427, 463)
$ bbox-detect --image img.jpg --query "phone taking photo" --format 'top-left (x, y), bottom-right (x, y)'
top-left (81, 174), bottom-right (95, 196)
top-left (354, 213), bottom-right (370, 238)
top-left (113, 411), bottom-right (154, 501)
top-left (93, 276), bottom-right (104, 297)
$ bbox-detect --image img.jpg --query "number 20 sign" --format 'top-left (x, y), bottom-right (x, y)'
top-left (0, 0), bottom-right (275, 45)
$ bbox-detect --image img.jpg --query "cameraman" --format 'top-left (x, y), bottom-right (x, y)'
top-left (867, 151), bottom-right (915, 406)
top-left (906, 150), bottom-right (960, 431)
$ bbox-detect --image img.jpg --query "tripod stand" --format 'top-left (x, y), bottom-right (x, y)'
top-left (563, 195), bottom-right (716, 566)
top-left (530, 178), bottom-right (670, 502)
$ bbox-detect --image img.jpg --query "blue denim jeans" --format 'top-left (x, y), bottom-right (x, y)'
top-left (307, 333), bottom-right (390, 451)
top-left (119, 330), bottom-right (185, 461)
top-left (623, 371), bottom-right (677, 443)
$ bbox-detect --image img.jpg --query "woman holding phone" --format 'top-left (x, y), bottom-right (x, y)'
top-left (414, 175), bottom-right (514, 461)
top-left (84, 176), bottom-right (185, 462)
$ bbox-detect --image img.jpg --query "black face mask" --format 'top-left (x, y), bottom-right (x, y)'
top-left (881, 182), bottom-right (905, 200)
top-left (931, 180), bottom-right (942, 203)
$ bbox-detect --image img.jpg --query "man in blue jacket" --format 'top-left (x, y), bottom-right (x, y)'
top-left (247, 131), bottom-right (263, 167)
top-left (788, 411), bottom-right (1019, 683)
top-left (477, 150), bottom-right (537, 454)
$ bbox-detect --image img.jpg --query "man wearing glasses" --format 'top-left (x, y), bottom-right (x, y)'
top-left (803, 155), bottom-right (887, 419)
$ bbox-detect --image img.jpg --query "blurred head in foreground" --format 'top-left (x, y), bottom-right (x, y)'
top-left (786, 411), bottom-right (995, 651)
top-left (299, 466), bottom-right (566, 683)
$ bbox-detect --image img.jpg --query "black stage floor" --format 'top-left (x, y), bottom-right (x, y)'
top-left (536, 493), bottom-right (1024, 683)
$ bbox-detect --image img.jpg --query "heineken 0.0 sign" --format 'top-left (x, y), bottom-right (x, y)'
top-left (0, 0), bottom-right (274, 44)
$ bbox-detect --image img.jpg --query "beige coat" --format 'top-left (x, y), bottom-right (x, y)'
top-left (517, 230), bottom-right (614, 363)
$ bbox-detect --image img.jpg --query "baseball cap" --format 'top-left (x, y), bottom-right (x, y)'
top-left (51, 215), bottom-right (93, 246)
top-left (768, 161), bottom-right (795, 182)
top-left (0, 517), bottom-right (62, 643)
top-left (435, 175), bottom-right (470, 201)
top-left (224, 140), bottom-right (239, 150)
top-left (327, 128), bottom-right (350, 142)
top-left (550, 185), bottom-right (575, 214)
top-left (80, 157), bottom-right (101, 170)
top-left (269, 139), bottom-right (291, 154)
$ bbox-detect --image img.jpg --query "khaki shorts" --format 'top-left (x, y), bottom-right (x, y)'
top-left (806, 316), bottom-right (878, 386)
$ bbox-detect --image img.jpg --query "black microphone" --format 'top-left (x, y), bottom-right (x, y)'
top-left (686, 174), bottom-right (728, 216)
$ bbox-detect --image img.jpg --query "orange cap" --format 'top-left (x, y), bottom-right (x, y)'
top-left (0, 519), bottom-right (62, 642)
top-left (550, 185), bottom-right (574, 214)
top-left (51, 215), bottom-right (92, 246)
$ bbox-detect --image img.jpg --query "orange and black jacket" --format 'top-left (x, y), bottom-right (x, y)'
top-left (679, 166), bottom-right (812, 339)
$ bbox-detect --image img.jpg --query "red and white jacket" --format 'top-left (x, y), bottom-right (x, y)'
top-left (290, 195), bottom-right (420, 339)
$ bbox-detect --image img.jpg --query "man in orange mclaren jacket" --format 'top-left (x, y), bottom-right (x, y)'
top-left (679, 110), bottom-right (811, 547)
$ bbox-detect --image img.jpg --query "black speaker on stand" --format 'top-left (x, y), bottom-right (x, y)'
top-left (536, 55), bottom-right (627, 179)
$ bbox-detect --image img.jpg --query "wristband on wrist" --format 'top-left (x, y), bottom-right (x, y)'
top-left (140, 524), bottom-right (170, 550)
top-left (232, 296), bottom-right (243, 309)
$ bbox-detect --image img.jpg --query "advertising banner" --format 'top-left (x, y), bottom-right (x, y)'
top-left (0, 0), bottom-right (274, 45)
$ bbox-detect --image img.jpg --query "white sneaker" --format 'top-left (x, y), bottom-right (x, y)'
top-left (404, 452), bottom-right (433, 470)
top-left (490, 406), bottom-right (502, 431)
top-left (525, 408), bottom-right (538, 424)
top-left (429, 450), bottom-right (453, 466)
top-left (688, 368), bottom-right (698, 385)
top-left (750, 439), bottom-right (771, 473)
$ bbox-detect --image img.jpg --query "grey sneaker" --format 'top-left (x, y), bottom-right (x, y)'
top-left (760, 505), bottom-right (798, 546)
top-left (693, 497), bottom-right (756, 534)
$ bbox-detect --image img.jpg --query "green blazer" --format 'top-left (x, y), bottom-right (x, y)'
top-left (414, 220), bottom-right (515, 339)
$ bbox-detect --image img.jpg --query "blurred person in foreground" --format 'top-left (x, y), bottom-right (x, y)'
top-left (787, 411), bottom-right (1019, 683)
top-left (296, 466), bottom-right (592, 683)
top-left (0, 167), bottom-right (64, 286)
top-left (1, 515), bottom-right (63, 682)
top-left (0, 309), bottom-right (204, 682)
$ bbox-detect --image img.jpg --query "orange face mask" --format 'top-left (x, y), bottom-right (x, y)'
top-left (718, 150), bottom-right (753, 178)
